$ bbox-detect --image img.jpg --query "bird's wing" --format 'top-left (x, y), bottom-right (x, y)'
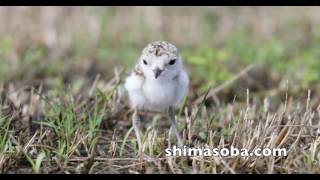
top-left (124, 64), bottom-right (145, 91)
top-left (133, 64), bottom-right (144, 77)
top-left (174, 70), bottom-right (189, 106)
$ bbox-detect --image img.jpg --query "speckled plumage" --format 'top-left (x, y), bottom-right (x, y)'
top-left (124, 41), bottom-right (189, 113)
top-left (124, 41), bottom-right (189, 150)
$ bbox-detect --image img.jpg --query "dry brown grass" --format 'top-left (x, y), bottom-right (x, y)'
top-left (0, 7), bottom-right (320, 174)
top-left (1, 69), bottom-right (320, 173)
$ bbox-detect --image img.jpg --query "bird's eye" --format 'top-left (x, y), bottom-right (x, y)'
top-left (169, 59), bottom-right (176, 65)
top-left (143, 59), bottom-right (148, 65)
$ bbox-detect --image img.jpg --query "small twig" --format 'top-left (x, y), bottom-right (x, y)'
top-left (190, 86), bottom-right (211, 124)
top-left (23, 131), bottom-right (39, 153)
top-left (88, 74), bottom-right (101, 97)
top-left (28, 144), bottom-right (57, 151)
top-left (195, 64), bottom-right (254, 105)
top-left (115, 162), bottom-right (148, 171)
top-left (218, 156), bottom-right (236, 174)
top-left (67, 157), bottom-right (167, 162)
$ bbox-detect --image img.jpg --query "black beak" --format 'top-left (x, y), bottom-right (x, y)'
top-left (153, 68), bottom-right (163, 79)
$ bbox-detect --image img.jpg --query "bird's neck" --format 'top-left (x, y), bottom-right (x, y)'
top-left (146, 73), bottom-right (180, 85)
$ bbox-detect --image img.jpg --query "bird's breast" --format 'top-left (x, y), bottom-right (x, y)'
top-left (142, 79), bottom-right (177, 108)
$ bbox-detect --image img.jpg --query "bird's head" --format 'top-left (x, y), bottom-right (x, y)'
top-left (139, 41), bottom-right (183, 80)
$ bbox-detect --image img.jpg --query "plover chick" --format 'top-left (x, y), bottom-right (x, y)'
top-left (124, 41), bottom-right (189, 153)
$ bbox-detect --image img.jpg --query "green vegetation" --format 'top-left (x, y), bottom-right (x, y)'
top-left (0, 7), bottom-right (319, 174)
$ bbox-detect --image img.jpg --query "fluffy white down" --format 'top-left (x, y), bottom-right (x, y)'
top-left (173, 70), bottom-right (189, 107)
top-left (124, 74), bottom-right (144, 92)
top-left (124, 70), bottom-right (189, 112)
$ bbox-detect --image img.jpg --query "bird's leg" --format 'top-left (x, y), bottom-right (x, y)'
top-left (168, 106), bottom-right (183, 147)
top-left (132, 109), bottom-right (143, 155)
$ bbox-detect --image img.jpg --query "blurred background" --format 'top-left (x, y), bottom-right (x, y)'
top-left (1, 6), bottom-right (320, 103)
top-left (2, 7), bottom-right (320, 174)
